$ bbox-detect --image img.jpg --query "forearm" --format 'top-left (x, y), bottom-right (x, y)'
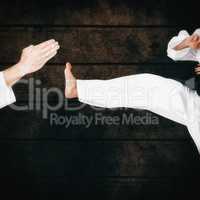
top-left (2, 63), bottom-right (24, 87)
top-left (3, 39), bottom-right (59, 87)
top-left (173, 38), bottom-right (189, 51)
top-left (167, 36), bottom-right (196, 61)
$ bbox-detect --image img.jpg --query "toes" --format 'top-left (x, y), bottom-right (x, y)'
top-left (66, 62), bottom-right (72, 70)
top-left (65, 63), bottom-right (68, 70)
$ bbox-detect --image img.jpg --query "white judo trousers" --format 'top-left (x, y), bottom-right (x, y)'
top-left (77, 73), bottom-right (200, 153)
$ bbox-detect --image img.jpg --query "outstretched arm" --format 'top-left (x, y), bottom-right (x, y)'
top-left (3, 39), bottom-right (59, 86)
top-left (0, 39), bottom-right (60, 108)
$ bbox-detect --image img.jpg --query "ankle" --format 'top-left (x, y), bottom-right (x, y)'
top-left (73, 80), bottom-right (78, 98)
top-left (65, 80), bottom-right (78, 98)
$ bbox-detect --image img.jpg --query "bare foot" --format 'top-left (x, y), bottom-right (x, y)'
top-left (64, 63), bottom-right (78, 98)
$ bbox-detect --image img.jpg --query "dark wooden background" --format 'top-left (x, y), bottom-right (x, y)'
top-left (0, 0), bottom-right (200, 199)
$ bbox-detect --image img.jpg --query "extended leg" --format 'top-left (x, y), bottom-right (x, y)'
top-left (65, 63), bottom-right (195, 126)
top-left (65, 63), bottom-right (200, 153)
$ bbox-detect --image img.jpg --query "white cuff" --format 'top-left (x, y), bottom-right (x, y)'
top-left (77, 79), bottom-right (87, 103)
top-left (0, 72), bottom-right (16, 109)
top-left (193, 28), bottom-right (200, 35)
top-left (167, 31), bottom-right (191, 61)
top-left (196, 50), bottom-right (200, 63)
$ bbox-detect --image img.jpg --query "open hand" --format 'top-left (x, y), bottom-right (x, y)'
top-left (17, 39), bottom-right (60, 76)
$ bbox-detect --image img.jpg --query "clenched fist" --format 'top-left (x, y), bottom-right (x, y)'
top-left (17, 39), bottom-right (60, 76)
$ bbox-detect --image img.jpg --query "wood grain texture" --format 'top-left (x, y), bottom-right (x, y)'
top-left (38, 63), bottom-right (194, 81)
top-left (0, 106), bottom-right (188, 140)
top-left (0, 0), bottom-right (198, 26)
top-left (0, 1), bottom-right (199, 199)
top-left (0, 141), bottom-right (199, 177)
top-left (0, 176), bottom-right (197, 200)
top-left (0, 27), bottom-right (180, 64)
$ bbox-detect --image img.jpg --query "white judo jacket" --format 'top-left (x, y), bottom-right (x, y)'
top-left (167, 29), bottom-right (200, 62)
top-left (167, 29), bottom-right (200, 153)
top-left (0, 72), bottom-right (16, 109)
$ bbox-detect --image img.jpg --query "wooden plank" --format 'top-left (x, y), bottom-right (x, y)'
top-left (0, 176), bottom-right (196, 200)
top-left (0, 106), bottom-right (189, 140)
top-left (0, 141), bottom-right (199, 177)
top-left (0, 27), bottom-right (182, 64)
top-left (1, 176), bottom-right (196, 200)
top-left (0, 0), bottom-right (198, 26)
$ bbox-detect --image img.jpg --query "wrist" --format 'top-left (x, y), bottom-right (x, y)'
top-left (15, 62), bottom-right (28, 77)
top-left (174, 38), bottom-right (190, 51)
top-left (182, 37), bottom-right (190, 48)
top-left (2, 63), bottom-right (25, 87)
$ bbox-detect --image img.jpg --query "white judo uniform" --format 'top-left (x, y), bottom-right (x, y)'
top-left (0, 72), bottom-right (16, 109)
top-left (167, 29), bottom-right (200, 62)
top-left (77, 30), bottom-right (200, 153)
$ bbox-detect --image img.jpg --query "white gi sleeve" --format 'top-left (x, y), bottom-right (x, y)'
top-left (167, 30), bottom-right (197, 61)
top-left (0, 71), bottom-right (16, 109)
